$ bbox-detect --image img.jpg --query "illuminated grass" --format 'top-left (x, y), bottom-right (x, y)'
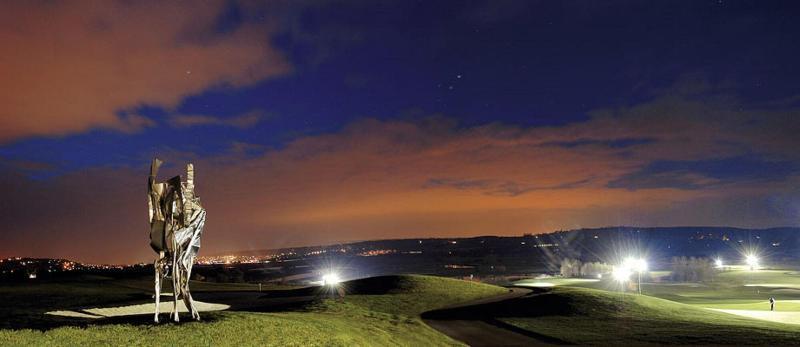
top-left (515, 278), bottom-right (600, 288)
top-left (499, 287), bottom-right (800, 345)
top-left (1, 311), bottom-right (458, 346)
top-left (336, 275), bottom-right (507, 316)
top-left (0, 275), bottom-right (506, 346)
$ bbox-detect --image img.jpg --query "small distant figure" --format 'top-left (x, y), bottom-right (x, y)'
top-left (769, 297), bottom-right (775, 311)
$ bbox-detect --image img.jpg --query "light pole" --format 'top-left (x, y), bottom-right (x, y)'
top-left (613, 266), bottom-right (632, 293)
top-left (623, 257), bottom-right (647, 295)
top-left (637, 270), bottom-right (642, 294)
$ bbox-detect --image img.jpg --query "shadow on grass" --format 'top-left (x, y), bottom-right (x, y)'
top-left (259, 275), bottom-right (407, 299)
top-left (2, 290), bottom-right (318, 331)
top-left (2, 275), bottom-right (415, 332)
top-left (421, 287), bottom-right (572, 345)
top-left (0, 310), bottom-right (228, 331)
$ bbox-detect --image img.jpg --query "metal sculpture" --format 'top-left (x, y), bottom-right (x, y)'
top-left (148, 158), bottom-right (207, 323)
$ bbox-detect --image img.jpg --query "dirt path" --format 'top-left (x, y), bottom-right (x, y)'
top-left (423, 288), bottom-right (567, 346)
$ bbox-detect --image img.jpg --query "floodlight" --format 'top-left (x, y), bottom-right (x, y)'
top-left (322, 273), bottom-right (341, 286)
top-left (620, 257), bottom-right (647, 294)
top-left (633, 259), bottom-right (647, 272)
top-left (623, 257), bottom-right (647, 272)
top-left (612, 266), bottom-right (632, 282)
top-left (745, 255), bottom-right (759, 270)
top-left (715, 258), bottom-right (723, 268)
top-left (623, 257), bottom-right (635, 269)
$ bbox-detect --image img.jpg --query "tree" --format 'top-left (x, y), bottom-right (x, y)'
top-left (560, 258), bottom-right (582, 277)
top-left (670, 256), bottom-right (716, 282)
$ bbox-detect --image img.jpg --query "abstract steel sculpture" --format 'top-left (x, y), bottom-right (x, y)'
top-left (148, 158), bottom-right (207, 323)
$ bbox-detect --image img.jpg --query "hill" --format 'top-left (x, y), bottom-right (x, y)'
top-left (487, 287), bottom-right (800, 345)
top-left (0, 274), bottom-right (505, 346)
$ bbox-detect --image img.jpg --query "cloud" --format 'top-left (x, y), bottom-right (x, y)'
top-left (425, 177), bottom-right (596, 196)
top-left (608, 156), bottom-right (798, 190)
top-left (0, 1), bottom-right (289, 143)
top-left (2, 80), bottom-right (800, 263)
top-left (169, 111), bottom-right (263, 128)
top-left (540, 138), bottom-right (656, 149)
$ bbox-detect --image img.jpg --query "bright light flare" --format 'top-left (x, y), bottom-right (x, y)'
top-left (321, 273), bottom-right (341, 286)
top-left (612, 266), bottom-right (632, 282)
top-left (715, 258), bottom-right (723, 268)
top-left (745, 254), bottom-right (759, 270)
top-left (623, 257), bottom-right (648, 272)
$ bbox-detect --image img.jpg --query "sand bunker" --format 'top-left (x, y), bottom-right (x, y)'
top-left (46, 300), bottom-right (229, 319)
top-left (710, 308), bottom-right (800, 325)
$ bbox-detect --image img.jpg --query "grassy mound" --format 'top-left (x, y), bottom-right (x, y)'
top-left (0, 275), bottom-right (506, 346)
top-left (499, 287), bottom-right (800, 345)
top-left (328, 275), bottom-right (507, 316)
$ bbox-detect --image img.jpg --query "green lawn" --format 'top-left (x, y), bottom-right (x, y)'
top-left (514, 277), bottom-right (601, 288)
top-left (7, 270), bottom-right (800, 346)
top-left (0, 275), bottom-right (506, 346)
top-left (0, 275), bottom-right (292, 330)
top-left (641, 270), bottom-right (800, 308)
top-left (505, 269), bottom-right (800, 344)
top-left (515, 269), bottom-right (800, 308)
top-left (500, 287), bottom-right (800, 345)
top-left (332, 275), bottom-right (507, 316)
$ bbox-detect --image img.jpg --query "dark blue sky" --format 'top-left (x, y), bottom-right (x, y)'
top-left (3, 0), bottom-right (798, 175)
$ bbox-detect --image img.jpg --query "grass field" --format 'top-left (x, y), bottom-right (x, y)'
top-left (0, 275), bottom-right (505, 346)
top-left (516, 269), bottom-right (800, 309)
top-left (500, 287), bottom-right (800, 345)
top-left (6, 269), bottom-right (800, 345)
top-left (507, 268), bottom-right (800, 344)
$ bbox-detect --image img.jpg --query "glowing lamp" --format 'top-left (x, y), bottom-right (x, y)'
top-left (612, 266), bottom-right (632, 282)
top-left (322, 273), bottom-right (341, 286)
top-left (745, 255), bottom-right (759, 270)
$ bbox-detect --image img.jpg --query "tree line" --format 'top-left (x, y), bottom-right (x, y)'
top-left (560, 256), bottom-right (718, 283)
top-left (669, 256), bottom-right (717, 282)
top-left (560, 258), bottom-right (612, 278)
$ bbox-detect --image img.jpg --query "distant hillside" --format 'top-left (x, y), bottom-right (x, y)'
top-left (227, 226), bottom-right (800, 260)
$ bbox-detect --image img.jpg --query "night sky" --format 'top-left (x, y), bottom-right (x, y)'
top-left (1, 1), bottom-right (799, 263)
